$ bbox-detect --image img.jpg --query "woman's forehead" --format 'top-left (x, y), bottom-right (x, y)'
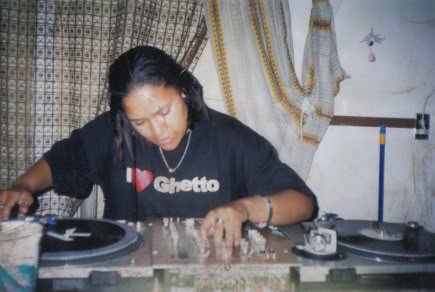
top-left (122, 85), bottom-right (181, 118)
top-left (132, 84), bottom-right (180, 101)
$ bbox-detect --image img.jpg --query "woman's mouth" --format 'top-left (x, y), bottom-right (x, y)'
top-left (158, 136), bottom-right (172, 146)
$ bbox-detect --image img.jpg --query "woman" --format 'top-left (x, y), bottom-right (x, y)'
top-left (0, 46), bottom-right (317, 249)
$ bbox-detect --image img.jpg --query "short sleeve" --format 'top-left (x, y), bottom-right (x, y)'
top-left (235, 123), bottom-right (319, 219)
top-left (43, 112), bottom-right (113, 198)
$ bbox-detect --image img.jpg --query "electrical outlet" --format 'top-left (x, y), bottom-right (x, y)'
top-left (415, 113), bottom-right (430, 140)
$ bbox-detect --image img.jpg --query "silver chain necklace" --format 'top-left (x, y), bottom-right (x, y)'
top-left (159, 129), bottom-right (192, 173)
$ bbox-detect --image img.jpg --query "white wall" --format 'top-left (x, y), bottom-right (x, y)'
top-left (194, 0), bottom-right (435, 231)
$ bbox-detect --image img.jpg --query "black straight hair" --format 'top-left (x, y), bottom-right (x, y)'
top-left (108, 46), bottom-right (208, 165)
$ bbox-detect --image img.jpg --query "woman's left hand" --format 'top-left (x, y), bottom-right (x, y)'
top-left (199, 201), bottom-right (249, 252)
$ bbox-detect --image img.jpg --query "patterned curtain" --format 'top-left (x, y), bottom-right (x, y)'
top-left (0, 0), bottom-right (208, 217)
top-left (204, 0), bottom-right (348, 179)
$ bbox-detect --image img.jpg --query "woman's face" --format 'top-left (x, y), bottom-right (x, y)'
top-left (122, 84), bottom-right (189, 151)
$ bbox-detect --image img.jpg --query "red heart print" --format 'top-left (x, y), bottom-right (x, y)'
top-left (132, 168), bottom-right (153, 192)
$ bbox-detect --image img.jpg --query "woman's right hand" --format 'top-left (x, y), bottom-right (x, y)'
top-left (0, 158), bottom-right (53, 220)
top-left (0, 186), bottom-right (34, 220)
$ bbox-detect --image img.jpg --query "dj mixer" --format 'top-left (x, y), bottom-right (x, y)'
top-left (10, 216), bottom-right (435, 291)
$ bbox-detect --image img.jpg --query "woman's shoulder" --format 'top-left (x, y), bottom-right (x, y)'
top-left (78, 111), bottom-right (112, 133)
top-left (206, 107), bottom-right (262, 139)
top-left (71, 111), bottom-right (114, 145)
top-left (206, 108), bottom-right (250, 131)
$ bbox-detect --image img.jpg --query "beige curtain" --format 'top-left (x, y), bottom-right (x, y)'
top-left (204, 0), bottom-right (348, 179)
top-left (0, 0), bottom-right (208, 217)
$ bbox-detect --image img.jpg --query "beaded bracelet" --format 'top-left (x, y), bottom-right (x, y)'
top-left (255, 195), bottom-right (273, 228)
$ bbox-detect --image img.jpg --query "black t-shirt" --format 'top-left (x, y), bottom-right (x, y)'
top-left (44, 108), bottom-right (318, 221)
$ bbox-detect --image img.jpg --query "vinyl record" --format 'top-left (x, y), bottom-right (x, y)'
top-left (336, 220), bottom-right (435, 263)
top-left (39, 218), bottom-right (142, 266)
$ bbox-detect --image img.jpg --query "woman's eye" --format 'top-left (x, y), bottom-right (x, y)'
top-left (134, 121), bottom-right (145, 126)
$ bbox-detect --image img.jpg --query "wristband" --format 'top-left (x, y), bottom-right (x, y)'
top-left (255, 195), bottom-right (273, 228)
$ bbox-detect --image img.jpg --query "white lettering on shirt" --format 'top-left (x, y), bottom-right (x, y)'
top-left (154, 176), bottom-right (220, 194)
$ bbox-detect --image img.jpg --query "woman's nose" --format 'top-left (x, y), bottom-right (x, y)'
top-left (149, 116), bottom-right (167, 137)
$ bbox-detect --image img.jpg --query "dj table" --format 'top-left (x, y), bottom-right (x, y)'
top-left (34, 217), bottom-right (435, 291)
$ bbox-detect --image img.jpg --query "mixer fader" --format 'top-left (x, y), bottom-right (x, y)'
top-left (148, 217), bottom-right (299, 290)
top-left (149, 217), bottom-right (296, 265)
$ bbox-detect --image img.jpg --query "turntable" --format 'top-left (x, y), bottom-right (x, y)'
top-left (285, 219), bottom-right (435, 289)
top-left (37, 218), bottom-right (153, 281)
top-left (40, 218), bottom-right (143, 266)
top-left (336, 220), bottom-right (435, 263)
top-left (34, 217), bottom-right (435, 291)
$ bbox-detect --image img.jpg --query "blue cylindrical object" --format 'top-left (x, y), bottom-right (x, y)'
top-left (378, 124), bottom-right (386, 223)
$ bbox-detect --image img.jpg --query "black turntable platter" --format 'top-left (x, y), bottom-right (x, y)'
top-left (39, 218), bottom-right (142, 266)
top-left (336, 220), bottom-right (435, 263)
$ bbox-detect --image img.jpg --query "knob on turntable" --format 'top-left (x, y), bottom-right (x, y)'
top-left (292, 222), bottom-right (346, 261)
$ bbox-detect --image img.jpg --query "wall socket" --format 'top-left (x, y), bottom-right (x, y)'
top-left (415, 113), bottom-right (430, 140)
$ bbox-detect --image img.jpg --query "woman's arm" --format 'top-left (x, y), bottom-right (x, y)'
top-left (239, 189), bottom-right (314, 226)
top-left (0, 158), bottom-right (52, 219)
top-left (200, 189), bottom-right (315, 250)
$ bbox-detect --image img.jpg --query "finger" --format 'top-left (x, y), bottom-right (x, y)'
top-left (213, 217), bottom-right (225, 250)
top-left (18, 192), bottom-right (34, 205)
top-left (200, 212), bottom-right (217, 246)
top-left (18, 206), bottom-right (29, 214)
top-left (18, 194), bottom-right (34, 212)
top-left (233, 221), bottom-right (242, 247)
top-left (0, 200), bottom-right (16, 220)
top-left (223, 220), bottom-right (234, 249)
top-left (0, 193), bottom-right (6, 208)
top-left (0, 201), bottom-right (5, 220)
top-left (0, 190), bottom-right (34, 220)
top-left (1, 191), bottom-right (21, 219)
top-left (207, 226), bottom-right (216, 237)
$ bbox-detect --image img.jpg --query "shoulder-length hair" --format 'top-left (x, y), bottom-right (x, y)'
top-left (108, 46), bottom-right (207, 165)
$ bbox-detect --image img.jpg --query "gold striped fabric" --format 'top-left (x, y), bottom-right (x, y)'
top-left (204, 0), bottom-right (349, 178)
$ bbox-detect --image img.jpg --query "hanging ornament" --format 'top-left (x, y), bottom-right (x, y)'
top-left (361, 28), bottom-right (385, 62)
top-left (368, 47), bottom-right (376, 62)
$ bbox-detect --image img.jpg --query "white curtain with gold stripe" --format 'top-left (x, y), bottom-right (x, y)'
top-left (204, 0), bottom-right (349, 179)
